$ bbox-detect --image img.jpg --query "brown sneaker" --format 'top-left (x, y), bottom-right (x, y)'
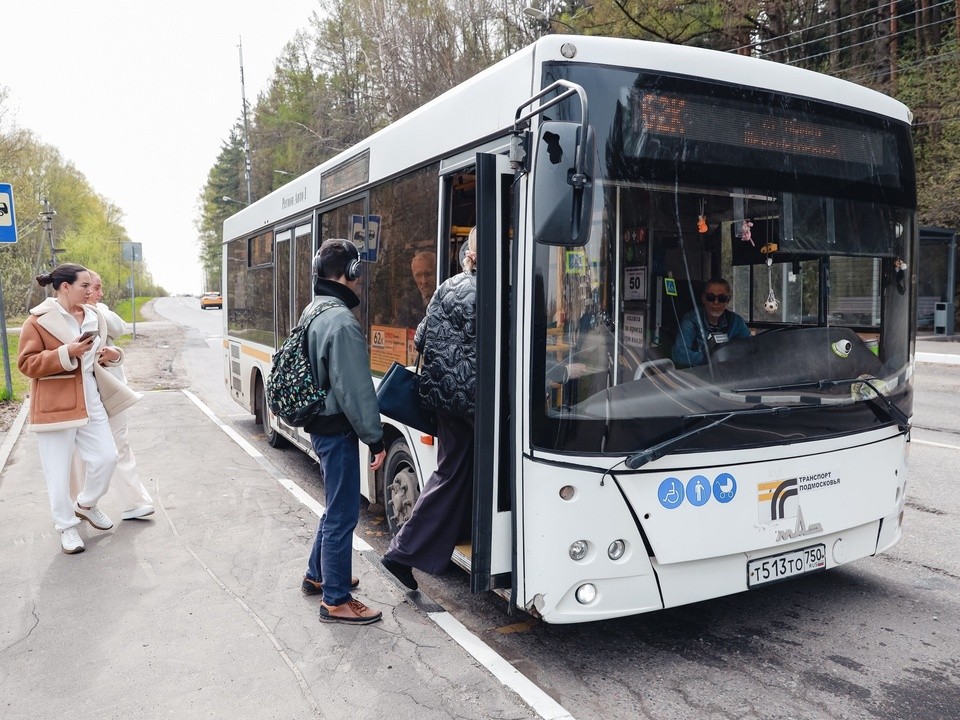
top-left (319, 599), bottom-right (382, 625)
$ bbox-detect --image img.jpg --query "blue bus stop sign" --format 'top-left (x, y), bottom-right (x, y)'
top-left (0, 183), bottom-right (17, 244)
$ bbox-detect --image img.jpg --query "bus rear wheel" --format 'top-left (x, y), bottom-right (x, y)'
top-left (257, 378), bottom-right (287, 448)
top-left (383, 439), bottom-right (420, 536)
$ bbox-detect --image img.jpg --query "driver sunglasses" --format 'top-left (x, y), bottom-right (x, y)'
top-left (705, 293), bottom-right (730, 303)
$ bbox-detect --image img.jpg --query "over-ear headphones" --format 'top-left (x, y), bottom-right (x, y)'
top-left (343, 240), bottom-right (362, 281)
top-left (313, 239), bottom-right (362, 281)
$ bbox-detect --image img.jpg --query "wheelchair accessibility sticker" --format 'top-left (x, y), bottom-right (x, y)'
top-left (658, 473), bottom-right (737, 509)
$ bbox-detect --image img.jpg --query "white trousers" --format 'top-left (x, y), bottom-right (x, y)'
top-left (69, 410), bottom-right (153, 510)
top-left (39, 418), bottom-right (118, 531)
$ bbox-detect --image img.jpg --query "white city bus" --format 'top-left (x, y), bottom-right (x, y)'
top-left (222, 35), bottom-right (916, 623)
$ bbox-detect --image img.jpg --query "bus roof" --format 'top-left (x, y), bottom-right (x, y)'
top-left (224, 35), bottom-right (911, 241)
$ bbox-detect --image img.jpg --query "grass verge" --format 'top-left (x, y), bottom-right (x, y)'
top-left (0, 332), bottom-right (28, 401)
top-left (113, 296), bottom-right (156, 323)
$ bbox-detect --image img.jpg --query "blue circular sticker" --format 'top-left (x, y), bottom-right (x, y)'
top-left (713, 473), bottom-right (737, 503)
top-left (658, 477), bottom-right (685, 509)
top-left (686, 475), bottom-right (711, 506)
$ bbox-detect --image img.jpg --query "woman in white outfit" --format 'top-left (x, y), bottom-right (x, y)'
top-left (69, 271), bottom-right (154, 520)
top-left (18, 264), bottom-right (138, 554)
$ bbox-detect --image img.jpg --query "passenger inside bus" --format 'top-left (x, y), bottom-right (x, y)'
top-left (395, 250), bottom-right (436, 328)
top-left (411, 251), bottom-right (437, 307)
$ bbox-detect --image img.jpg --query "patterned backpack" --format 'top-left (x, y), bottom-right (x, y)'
top-left (266, 300), bottom-right (337, 426)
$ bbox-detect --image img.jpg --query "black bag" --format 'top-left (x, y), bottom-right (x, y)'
top-left (266, 300), bottom-right (337, 426)
top-left (377, 358), bottom-right (437, 436)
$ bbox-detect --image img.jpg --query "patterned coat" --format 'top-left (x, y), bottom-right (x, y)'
top-left (414, 271), bottom-right (477, 417)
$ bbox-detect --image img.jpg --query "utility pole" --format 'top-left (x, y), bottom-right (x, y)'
top-left (25, 198), bottom-right (58, 310)
top-left (239, 37), bottom-right (253, 205)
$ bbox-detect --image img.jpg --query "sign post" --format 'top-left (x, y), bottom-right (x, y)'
top-left (0, 183), bottom-right (18, 399)
top-left (122, 241), bottom-right (142, 339)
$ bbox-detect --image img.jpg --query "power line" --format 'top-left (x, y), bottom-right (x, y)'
top-left (778, 14), bottom-right (958, 67)
top-left (734, 0), bottom-right (954, 55)
top-left (733, 3), bottom-right (890, 53)
top-left (774, 12), bottom-right (957, 64)
top-left (844, 45), bottom-right (960, 83)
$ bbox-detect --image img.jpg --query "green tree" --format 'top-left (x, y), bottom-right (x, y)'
top-left (0, 87), bottom-right (154, 312)
top-left (196, 126), bottom-right (248, 292)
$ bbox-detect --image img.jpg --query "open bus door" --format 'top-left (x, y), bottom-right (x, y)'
top-left (471, 152), bottom-right (516, 594)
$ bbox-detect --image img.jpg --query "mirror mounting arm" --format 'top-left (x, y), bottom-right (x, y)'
top-left (513, 80), bottom-right (590, 179)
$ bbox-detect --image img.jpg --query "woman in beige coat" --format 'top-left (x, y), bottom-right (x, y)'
top-left (18, 263), bottom-right (139, 554)
top-left (68, 271), bottom-right (154, 520)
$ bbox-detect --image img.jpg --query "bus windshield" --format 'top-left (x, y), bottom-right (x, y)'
top-left (531, 65), bottom-right (917, 456)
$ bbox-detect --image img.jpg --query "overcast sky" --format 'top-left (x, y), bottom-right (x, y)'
top-left (1, 0), bottom-right (321, 294)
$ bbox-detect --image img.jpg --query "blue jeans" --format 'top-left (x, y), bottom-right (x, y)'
top-left (307, 430), bottom-right (360, 606)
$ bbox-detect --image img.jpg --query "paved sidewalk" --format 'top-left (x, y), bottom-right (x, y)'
top-left (916, 333), bottom-right (960, 365)
top-left (0, 391), bottom-right (539, 720)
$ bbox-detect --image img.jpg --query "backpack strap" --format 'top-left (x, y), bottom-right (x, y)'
top-left (300, 299), bottom-right (339, 328)
top-left (299, 299), bottom-right (340, 366)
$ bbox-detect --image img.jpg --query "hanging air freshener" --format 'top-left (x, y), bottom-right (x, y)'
top-left (741, 219), bottom-right (754, 246)
top-left (763, 257), bottom-right (779, 314)
top-left (697, 199), bottom-right (708, 233)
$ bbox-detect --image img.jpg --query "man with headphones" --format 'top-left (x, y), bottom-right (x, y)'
top-left (300, 238), bottom-right (386, 625)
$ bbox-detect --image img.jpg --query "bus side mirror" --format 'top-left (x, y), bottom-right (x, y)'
top-left (531, 121), bottom-right (594, 246)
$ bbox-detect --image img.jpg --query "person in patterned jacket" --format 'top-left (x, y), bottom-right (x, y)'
top-left (381, 229), bottom-right (478, 592)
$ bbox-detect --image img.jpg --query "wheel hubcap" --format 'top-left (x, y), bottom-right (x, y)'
top-left (388, 465), bottom-right (417, 526)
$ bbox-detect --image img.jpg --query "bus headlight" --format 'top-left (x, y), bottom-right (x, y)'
top-left (568, 540), bottom-right (588, 561)
top-left (575, 583), bottom-right (597, 604)
top-left (608, 539), bottom-right (626, 561)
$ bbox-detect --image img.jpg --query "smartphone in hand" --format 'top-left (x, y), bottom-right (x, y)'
top-left (77, 330), bottom-right (98, 343)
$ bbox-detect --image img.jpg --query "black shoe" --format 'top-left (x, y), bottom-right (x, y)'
top-left (381, 557), bottom-right (418, 591)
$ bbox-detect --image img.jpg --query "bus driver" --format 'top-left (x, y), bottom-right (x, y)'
top-left (672, 278), bottom-right (750, 368)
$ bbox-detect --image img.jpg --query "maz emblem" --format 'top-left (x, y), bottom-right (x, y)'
top-left (776, 507), bottom-right (823, 542)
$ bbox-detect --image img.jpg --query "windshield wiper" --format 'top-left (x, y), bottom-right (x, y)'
top-left (736, 376), bottom-right (869, 394)
top-left (735, 376), bottom-right (910, 433)
top-left (625, 405), bottom-right (796, 469)
top-left (828, 376), bottom-right (911, 432)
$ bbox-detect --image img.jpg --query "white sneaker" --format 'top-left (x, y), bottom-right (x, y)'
top-left (121, 505), bottom-right (155, 520)
top-left (74, 502), bottom-right (113, 530)
top-left (61, 527), bottom-right (85, 554)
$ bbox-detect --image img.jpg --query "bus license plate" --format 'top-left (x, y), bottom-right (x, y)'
top-left (747, 544), bottom-right (826, 588)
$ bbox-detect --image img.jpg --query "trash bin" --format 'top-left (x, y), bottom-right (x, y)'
top-left (934, 302), bottom-right (948, 334)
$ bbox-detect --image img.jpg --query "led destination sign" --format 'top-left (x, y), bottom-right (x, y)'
top-left (637, 92), bottom-right (885, 165)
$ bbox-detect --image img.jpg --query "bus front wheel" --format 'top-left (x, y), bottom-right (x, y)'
top-left (383, 439), bottom-right (420, 536)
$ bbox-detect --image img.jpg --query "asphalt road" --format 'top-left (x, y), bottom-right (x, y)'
top-left (154, 297), bottom-right (960, 720)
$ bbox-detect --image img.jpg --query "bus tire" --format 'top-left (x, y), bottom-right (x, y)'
top-left (257, 377), bottom-right (287, 449)
top-left (383, 439), bottom-right (420, 537)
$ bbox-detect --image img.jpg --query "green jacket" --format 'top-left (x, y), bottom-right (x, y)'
top-left (301, 280), bottom-right (384, 454)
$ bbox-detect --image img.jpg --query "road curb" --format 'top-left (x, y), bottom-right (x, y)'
top-left (0, 398), bottom-right (29, 481)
